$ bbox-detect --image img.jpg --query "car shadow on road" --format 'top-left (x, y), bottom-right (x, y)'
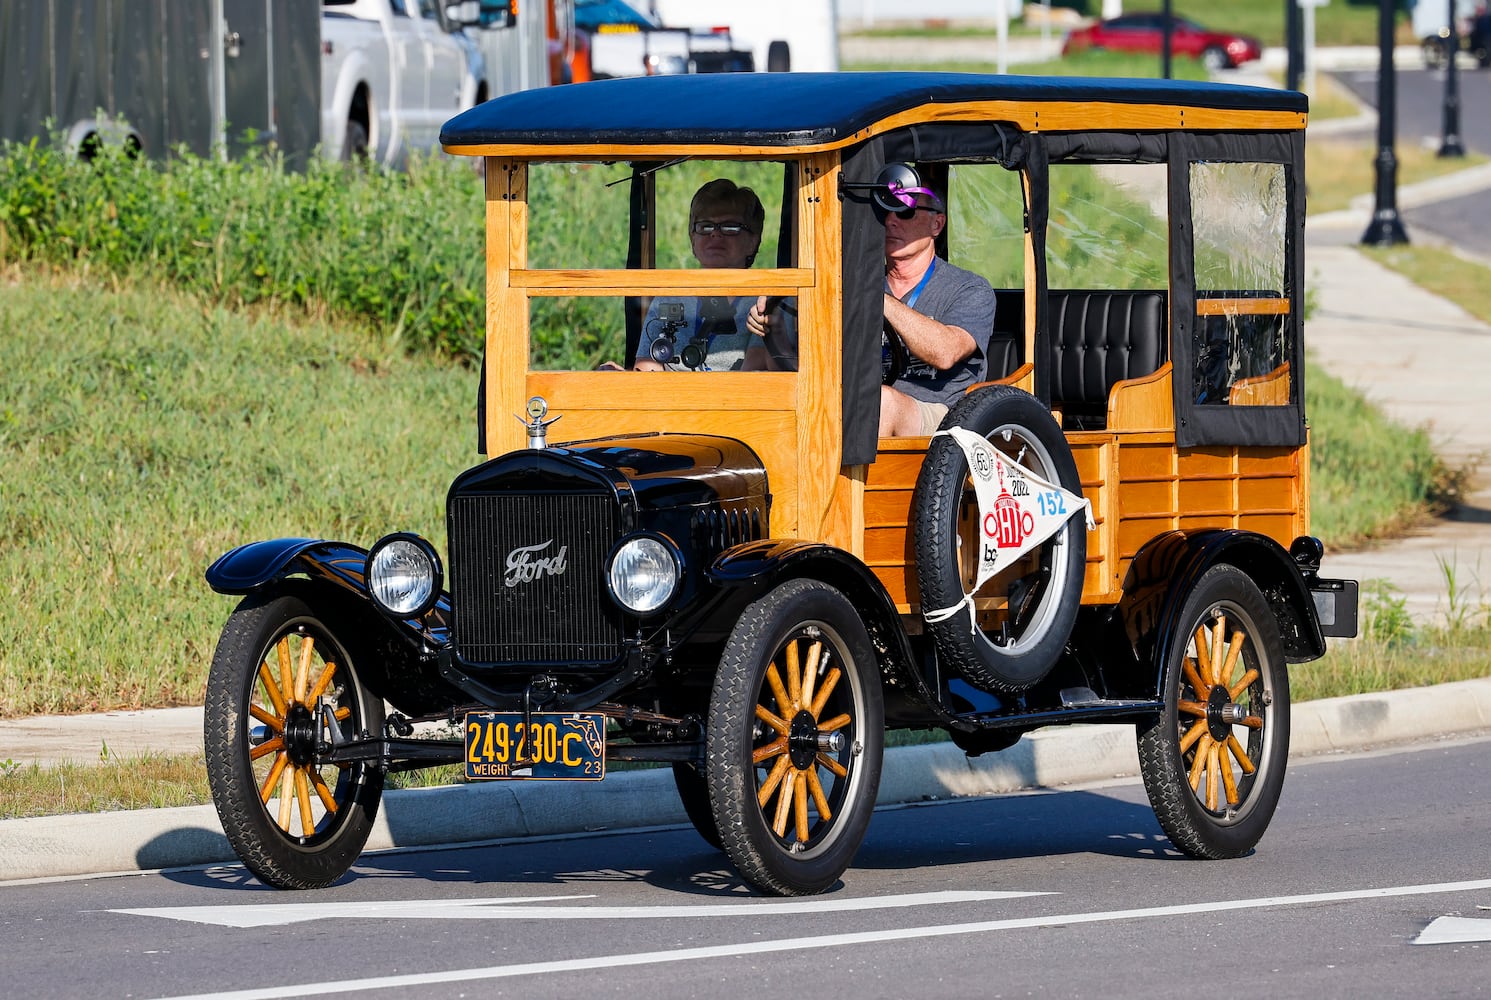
top-left (159, 785), bottom-right (1189, 897)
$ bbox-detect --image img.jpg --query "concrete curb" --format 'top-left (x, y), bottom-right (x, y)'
top-left (3, 680), bottom-right (1487, 883)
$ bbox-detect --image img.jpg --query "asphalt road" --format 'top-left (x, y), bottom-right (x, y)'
top-left (1330, 64), bottom-right (1491, 256)
top-left (3, 733), bottom-right (1487, 999)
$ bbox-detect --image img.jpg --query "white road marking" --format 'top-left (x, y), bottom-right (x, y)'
top-left (1415, 915), bottom-right (1491, 945)
top-left (145, 878), bottom-right (1491, 1000)
top-left (111, 889), bottom-right (1045, 928)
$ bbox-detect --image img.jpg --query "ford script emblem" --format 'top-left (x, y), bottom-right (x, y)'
top-left (504, 539), bottom-right (569, 587)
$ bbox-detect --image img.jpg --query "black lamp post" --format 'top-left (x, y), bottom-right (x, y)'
top-left (1362, 0), bottom-right (1409, 245)
top-left (1286, 0), bottom-right (1303, 92)
top-left (1440, 0), bottom-right (1467, 157)
top-left (1161, 0), bottom-right (1173, 79)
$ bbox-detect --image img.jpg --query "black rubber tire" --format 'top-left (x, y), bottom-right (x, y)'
top-left (1201, 45), bottom-right (1230, 72)
top-left (341, 119), bottom-right (369, 162)
top-left (705, 579), bottom-right (883, 895)
top-left (913, 385), bottom-right (1086, 692)
top-left (204, 582), bottom-right (385, 889)
top-left (672, 762), bottom-right (724, 850)
top-left (1137, 564), bottom-right (1290, 859)
top-left (766, 40), bottom-right (791, 73)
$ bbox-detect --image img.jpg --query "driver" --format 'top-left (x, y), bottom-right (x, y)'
top-left (878, 182), bottom-right (996, 437)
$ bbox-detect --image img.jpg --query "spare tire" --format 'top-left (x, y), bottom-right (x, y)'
top-left (913, 385), bottom-right (1087, 692)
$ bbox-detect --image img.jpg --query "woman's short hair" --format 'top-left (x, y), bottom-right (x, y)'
top-left (690, 178), bottom-right (766, 234)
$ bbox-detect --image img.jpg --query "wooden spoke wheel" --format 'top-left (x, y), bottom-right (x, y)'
top-left (1138, 564), bottom-right (1289, 859)
top-left (205, 582), bottom-right (384, 889)
top-left (706, 579), bottom-right (883, 895)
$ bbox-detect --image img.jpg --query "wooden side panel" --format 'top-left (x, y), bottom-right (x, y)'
top-left (1107, 364), bottom-right (1175, 432)
top-left (859, 428), bottom-right (1305, 616)
top-left (863, 440), bottom-right (926, 610)
top-left (1067, 437), bottom-right (1113, 598)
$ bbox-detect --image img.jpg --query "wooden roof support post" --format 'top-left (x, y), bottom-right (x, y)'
top-left (485, 158), bottom-right (530, 457)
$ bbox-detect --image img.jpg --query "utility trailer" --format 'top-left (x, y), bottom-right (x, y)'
top-left (0, 0), bottom-right (318, 165)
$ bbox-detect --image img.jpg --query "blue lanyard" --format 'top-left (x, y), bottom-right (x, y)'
top-left (888, 258), bottom-right (936, 311)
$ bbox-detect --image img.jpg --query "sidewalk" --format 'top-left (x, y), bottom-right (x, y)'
top-left (1307, 201), bottom-right (1491, 623)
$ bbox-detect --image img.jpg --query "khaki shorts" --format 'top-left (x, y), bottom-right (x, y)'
top-left (913, 399), bottom-right (949, 436)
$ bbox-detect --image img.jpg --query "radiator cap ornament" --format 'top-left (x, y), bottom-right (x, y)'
top-left (517, 396), bottom-right (561, 449)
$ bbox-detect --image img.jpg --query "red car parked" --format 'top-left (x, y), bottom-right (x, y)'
top-left (1062, 13), bottom-right (1263, 71)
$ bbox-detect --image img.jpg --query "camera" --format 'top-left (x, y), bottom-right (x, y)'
top-left (649, 301), bottom-right (689, 365)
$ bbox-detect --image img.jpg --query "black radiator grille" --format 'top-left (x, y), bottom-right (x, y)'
top-left (448, 492), bottom-right (623, 665)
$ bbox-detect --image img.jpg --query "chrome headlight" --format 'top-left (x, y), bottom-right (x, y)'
top-left (607, 534), bottom-right (680, 615)
top-left (366, 533), bottom-right (443, 618)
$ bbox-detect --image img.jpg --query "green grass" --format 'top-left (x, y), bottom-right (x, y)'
top-left (847, 49), bottom-right (1210, 79)
top-left (1306, 363), bottom-right (1463, 546)
top-left (1171, 0), bottom-right (1415, 49)
top-left (0, 266), bottom-right (475, 716)
top-left (1307, 140), bottom-right (1489, 216)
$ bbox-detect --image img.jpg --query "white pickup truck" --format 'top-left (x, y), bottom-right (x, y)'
top-left (322, 0), bottom-right (489, 164)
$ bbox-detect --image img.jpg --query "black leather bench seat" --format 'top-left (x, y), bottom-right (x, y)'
top-left (983, 288), bottom-right (1167, 429)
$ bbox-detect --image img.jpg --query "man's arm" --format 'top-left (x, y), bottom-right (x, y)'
top-left (883, 293), bottom-right (977, 370)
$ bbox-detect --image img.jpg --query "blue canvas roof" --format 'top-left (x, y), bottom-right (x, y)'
top-left (440, 71), bottom-right (1308, 151)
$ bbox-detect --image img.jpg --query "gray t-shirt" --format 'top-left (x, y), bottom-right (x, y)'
top-left (887, 258), bottom-right (995, 405)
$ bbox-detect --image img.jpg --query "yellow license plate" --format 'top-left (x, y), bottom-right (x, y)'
top-left (464, 712), bottom-right (605, 780)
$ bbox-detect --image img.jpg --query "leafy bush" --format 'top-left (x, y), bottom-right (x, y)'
top-left (0, 138), bottom-right (488, 357)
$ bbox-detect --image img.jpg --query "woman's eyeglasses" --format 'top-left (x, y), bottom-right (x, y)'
top-left (691, 221), bottom-right (753, 237)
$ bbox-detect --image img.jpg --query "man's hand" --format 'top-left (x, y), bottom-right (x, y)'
top-left (746, 294), bottom-right (772, 337)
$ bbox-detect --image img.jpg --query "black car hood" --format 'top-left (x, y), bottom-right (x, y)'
top-left (449, 433), bottom-right (767, 511)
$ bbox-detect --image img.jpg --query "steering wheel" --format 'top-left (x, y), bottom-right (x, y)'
top-left (881, 322), bottom-right (907, 385)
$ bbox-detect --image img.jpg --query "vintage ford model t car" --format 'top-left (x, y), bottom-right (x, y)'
top-left (203, 71), bottom-right (1358, 895)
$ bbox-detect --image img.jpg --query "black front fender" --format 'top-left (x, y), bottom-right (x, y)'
top-left (709, 539), bottom-right (943, 725)
top-left (204, 537), bottom-right (450, 651)
top-left (206, 538), bottom-right (358, 594)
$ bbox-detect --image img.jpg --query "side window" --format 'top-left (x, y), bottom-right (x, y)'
top-left (1042, 162), bottom-right (1169, 428)
top-left (1190, 161), bottom-right (1291, 407)
top-left (479, 0), bottom-right (515, 28)
top-left (388, 0), bottom-right (408, 15)
top-left (946, 163), bottom-right (1024, 288)
top-left (1045, 162), bottom-right (1168, 289)
top-left (947, 162), bottom-right (1026, 378)
top-left (417, 0), bottom-right (438, 19)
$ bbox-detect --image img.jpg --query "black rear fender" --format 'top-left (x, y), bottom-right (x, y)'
top-left (1122, 530), bottom-right (1326, 696)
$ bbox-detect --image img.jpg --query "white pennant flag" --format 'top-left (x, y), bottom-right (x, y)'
top-left (924, 426), bottom-right (1095, 627)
